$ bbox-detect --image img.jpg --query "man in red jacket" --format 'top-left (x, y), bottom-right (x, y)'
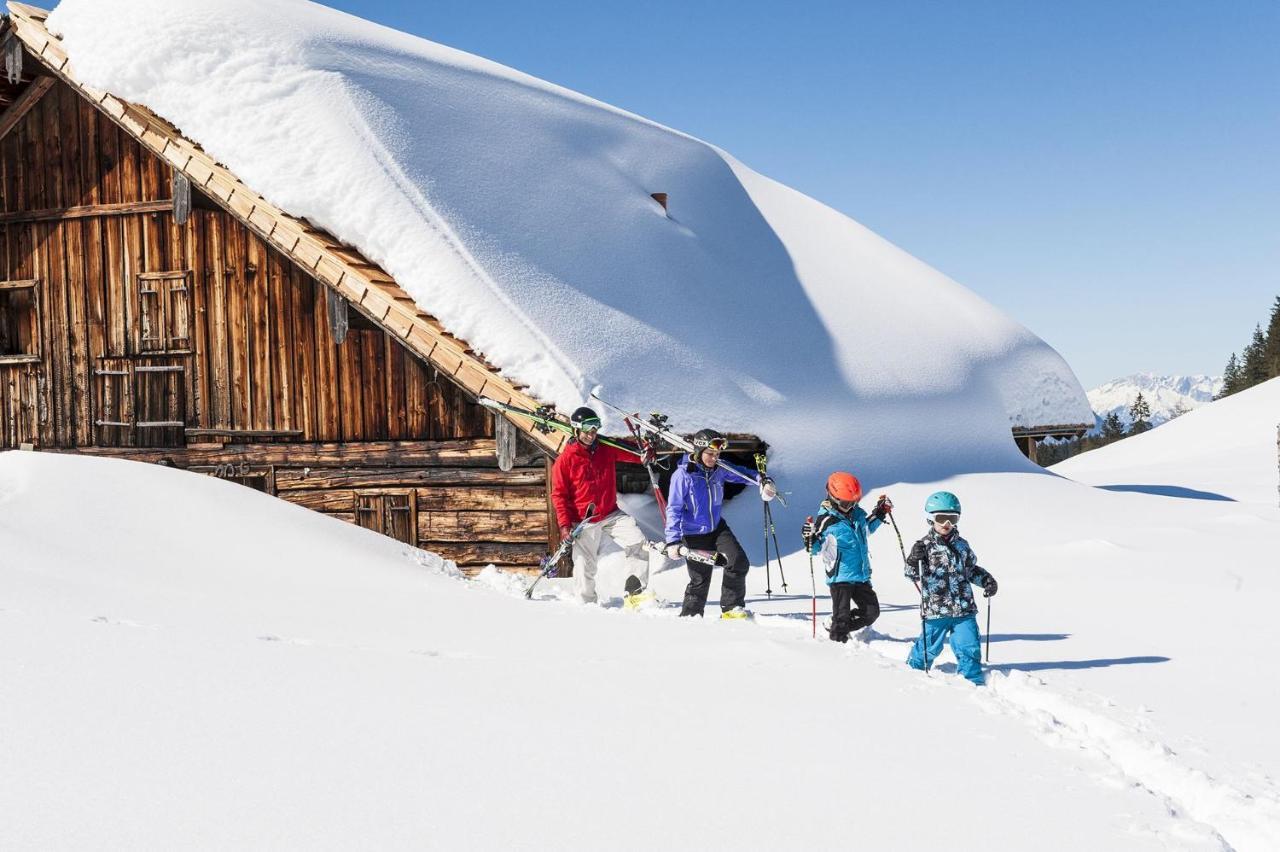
top-left (551, 406), bottom-right (655, 605)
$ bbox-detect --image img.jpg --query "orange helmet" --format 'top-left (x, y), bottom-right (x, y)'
top-left (826, 471), bottom-right (862, 504)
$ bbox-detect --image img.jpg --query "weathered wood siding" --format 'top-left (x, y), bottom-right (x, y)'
top-left (0, 76), bottom-right (551, 570)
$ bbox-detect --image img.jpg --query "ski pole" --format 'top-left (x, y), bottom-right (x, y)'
top-left (891, 513), bottom-right (928, 676)
top-left (806, 515), bottom-right (816, 639)
top-left (985, 597), bottom-right (992, 663)
top-left (762, 499), bottom-right (773, 598)
top-left (765, 502), bottom-right (788, 592)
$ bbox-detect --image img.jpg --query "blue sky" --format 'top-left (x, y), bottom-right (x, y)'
top-left (328, 0), bottom-right (1278, 388)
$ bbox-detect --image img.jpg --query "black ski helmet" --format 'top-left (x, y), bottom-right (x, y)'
top-left (691, 428), bottom-right (728, 452)
top-left (569, 406), bottom-right (602, 431)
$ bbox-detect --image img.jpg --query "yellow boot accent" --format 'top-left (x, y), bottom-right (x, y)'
top-left (624, 591), bottom-right (656, 611)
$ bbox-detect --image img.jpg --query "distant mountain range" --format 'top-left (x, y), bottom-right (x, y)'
top-left (1086, 373), bottom-right (1223, 433)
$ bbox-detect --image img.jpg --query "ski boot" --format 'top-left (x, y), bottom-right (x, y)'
top-left (623, 575), bottom-right (655, 611)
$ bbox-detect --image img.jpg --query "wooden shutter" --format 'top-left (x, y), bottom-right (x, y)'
top-left (93, 359), bottom-right (133, 447)
top-left (355, 491), bottom-right (417, 545)
top-left (136, 272), bottom-right (192, 353)
top-left (93, 359), bottom-right (186, 448)
top-left (134, 363), bottom-right (187, 447)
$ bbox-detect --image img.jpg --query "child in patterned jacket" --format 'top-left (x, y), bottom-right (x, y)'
top-left (904, 491), bottom-right (998, 685)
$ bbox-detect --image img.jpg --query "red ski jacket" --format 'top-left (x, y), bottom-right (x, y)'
top-left (550, 439), bottom-right (641, 531)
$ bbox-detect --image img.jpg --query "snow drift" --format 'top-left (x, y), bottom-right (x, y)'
top-left (45, 0), bottom-right (1090, 487)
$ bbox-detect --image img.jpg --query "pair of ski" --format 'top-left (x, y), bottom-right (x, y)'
top-left (523, 501), bottom-right (726, 601)
top-left (479, 394), bottom-right (781, 506)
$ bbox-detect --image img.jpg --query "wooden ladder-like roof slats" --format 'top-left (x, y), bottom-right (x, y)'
top-left (3, 1), bottom-right (565, 454)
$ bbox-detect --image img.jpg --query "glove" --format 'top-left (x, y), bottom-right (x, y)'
top-left (801, 517), bottom-right (817, 551)
top-left (982, 577), bottom-right (998, 598)
top-left (560, 526), bottom-right (574, 544)
top-left (760, 477), bottom-right (777, 502)
top-left (871, 494), bottom-right (893, 521)
top-left (664, 542), bottom-right (684, 560)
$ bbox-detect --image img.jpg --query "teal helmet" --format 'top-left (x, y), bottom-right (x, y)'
top-left (924, 491), bottom-right (961, 515)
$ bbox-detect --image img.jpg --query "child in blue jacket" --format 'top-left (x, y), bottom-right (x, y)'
top-left (664, 429), bottom-right (774, 618)
top-left (904, 491), bottom-right (998, 685)
top-left (802, 471), bottom-right (892, 642)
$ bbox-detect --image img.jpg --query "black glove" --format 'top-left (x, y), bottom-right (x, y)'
top-left (871, 494), bottom-right (894, 521)
top-left (982, 577), bottom-right (998, 598)
top-left (801, 517), bottom-right (817, 551)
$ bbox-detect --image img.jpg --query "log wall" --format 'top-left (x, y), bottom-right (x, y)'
top-left (0, 76), bottom-right (552, 571)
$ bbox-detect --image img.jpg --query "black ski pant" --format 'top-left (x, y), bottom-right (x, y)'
top-left (829, 581), bottom-right (880, 642)
top-left (679, 521), bottom-right (748, 616)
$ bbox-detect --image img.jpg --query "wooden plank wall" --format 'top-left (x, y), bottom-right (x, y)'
top-left (0, 77), bottom-right (553, 569)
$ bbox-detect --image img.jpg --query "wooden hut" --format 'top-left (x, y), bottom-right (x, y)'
top-left (0, 4), bottom-right (594, 572)
top-left (0, 5), bottom-right (1084, 575)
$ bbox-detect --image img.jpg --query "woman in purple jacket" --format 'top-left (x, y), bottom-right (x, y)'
top-left (664, 429), bottom-right (774, 618)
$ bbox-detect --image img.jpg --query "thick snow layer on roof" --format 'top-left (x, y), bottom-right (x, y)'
top-left (46, 0), bottom-right (1091, 481)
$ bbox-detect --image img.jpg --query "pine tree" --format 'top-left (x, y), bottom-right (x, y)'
top-left (1242, 324), bottom-right (1268, 388)
top-left (1100, 411), bottom-right (1126, 440)
top-left (1219, 352), bottom-right (1242, 399)
top-left (1128, 392), bottom-right (1152, 435)
top-left (1263, 295), bottom-right (1280, 380)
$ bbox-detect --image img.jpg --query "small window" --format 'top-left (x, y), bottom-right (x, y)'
top-left (0, 278), bottom-right (40, 363)
top-left (356, 491), bottom-right (417, 545)
top-left (136, 271), bottom-right (192, 353)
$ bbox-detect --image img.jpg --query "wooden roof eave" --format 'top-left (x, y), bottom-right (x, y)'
top-left (3, 2), bottom-right (567, 457)
top-left (1012, 423), bottom-right (1092, 441)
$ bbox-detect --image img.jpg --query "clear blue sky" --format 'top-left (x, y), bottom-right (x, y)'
top-left (327, 0), bottom-right (1278, 388)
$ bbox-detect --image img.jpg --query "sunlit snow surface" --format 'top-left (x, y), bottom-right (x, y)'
top-left (4, 443), bottom-right (1278, 851)
top-left (46, 0), bottom-right (1089, 489)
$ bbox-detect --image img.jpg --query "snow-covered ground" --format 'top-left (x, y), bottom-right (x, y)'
top-left (4, 379), bottom-right (1279, 850)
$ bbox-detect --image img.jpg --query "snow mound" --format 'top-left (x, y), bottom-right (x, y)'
top-left (46, 0), bottom-right (1090, 486)
top-left (1054, 376), bottom-right (1280, 505)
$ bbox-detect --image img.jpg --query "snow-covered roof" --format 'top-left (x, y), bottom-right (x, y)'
top-left (36, 0), bottom-right (1091, 481)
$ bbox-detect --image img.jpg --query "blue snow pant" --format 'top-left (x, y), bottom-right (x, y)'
top-left (907, 615), bottom-right (984, 685)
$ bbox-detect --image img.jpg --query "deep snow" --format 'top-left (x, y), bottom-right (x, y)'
top-left (4, 381), bottom-right (1280, 849)
top-left (0, 448), bottom-right (1258, 851)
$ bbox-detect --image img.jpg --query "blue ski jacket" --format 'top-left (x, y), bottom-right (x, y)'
top-left (808, 499), bottom-right (882, 585)
top-left (664, 453), bottom-right (760, 543)
top-left (904, 527), bottom-right (995, 619)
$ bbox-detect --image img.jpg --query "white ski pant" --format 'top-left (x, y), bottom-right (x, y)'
top-left (572, 509), bottom-right (653, 603)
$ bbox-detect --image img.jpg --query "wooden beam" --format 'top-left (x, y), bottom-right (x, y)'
top-left (52, 438), bottom-right (523, 468)
top-left (0, 73), bottom-right (52, 142)
top-left (0, 199), bottom-right (171, 224)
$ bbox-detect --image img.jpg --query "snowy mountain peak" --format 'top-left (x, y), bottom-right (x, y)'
top-left (1087, 373), bottom-right (1223, 430)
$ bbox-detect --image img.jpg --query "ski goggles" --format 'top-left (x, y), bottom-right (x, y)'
top-left (572, 419), bottom-right (601, 432)
top-left (692, 437), bottom-right (730, 452)
top-left (930, 513), bottom-right (960, 526)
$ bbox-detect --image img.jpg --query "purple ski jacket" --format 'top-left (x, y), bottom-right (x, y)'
top-left (663, 453), bottom-right (760, 543)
